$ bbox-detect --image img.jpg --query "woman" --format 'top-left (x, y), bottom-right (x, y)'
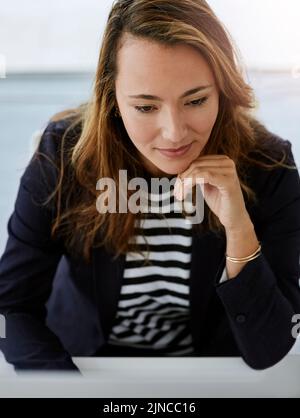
top-left (0, 0), bottom-right (300, 372)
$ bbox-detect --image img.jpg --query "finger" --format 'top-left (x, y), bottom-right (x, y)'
top-left (175, 171), bottom-right (231, 200)
top-left (179, 159), bottom-right (235, 178)
top-left (178, 165), bottom-right (234, 184)
top-left (195, 154), bottom-right (231, 160)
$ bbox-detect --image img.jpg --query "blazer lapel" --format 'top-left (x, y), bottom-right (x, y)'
top-left (92, 247), bottom-right (126, 341)
top-left (189, 228), bottom-right (226, 349)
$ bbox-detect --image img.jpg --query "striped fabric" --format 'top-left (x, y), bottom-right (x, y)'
top-left (107, 180), bottom-right (198, 355)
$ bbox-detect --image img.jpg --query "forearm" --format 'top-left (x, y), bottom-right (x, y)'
top-left (0, 312), bottom-right (80, 372)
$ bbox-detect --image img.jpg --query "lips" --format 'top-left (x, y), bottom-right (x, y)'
top-left (156, 142), bottom-right (193, 158)
top-left (158, 144), bottom-right (191, 152)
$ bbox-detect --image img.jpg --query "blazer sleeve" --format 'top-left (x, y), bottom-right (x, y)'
top-left (214, 140), bottom-right (300, 370)
top-left (0, 121), bottom-right (79, 372)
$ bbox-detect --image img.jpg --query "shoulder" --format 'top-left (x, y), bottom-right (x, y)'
top-left (20, 116), bottom-right (82, 201)
top-left (247, 119), bottom-right (295, 165)
top-left (245, 122), bottom-right (298, 190)
top-left (37, 116), bottom-right (82, 158)
top-left (244, 128), bottom-right (300, 220)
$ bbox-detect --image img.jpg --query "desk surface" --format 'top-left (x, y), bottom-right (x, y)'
top-left (0, 355), bottom-right (299, 398)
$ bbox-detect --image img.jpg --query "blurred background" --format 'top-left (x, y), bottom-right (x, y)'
top-left (0, 0), bottom-right (300, 258)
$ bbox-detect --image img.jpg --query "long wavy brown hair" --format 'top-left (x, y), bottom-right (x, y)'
top-left (37, 0), bottom-right (297, 264)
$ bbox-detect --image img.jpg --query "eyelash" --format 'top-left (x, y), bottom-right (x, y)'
top-left (134, 97), bottom-right (209, 114)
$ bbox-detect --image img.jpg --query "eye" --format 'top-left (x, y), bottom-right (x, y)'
top-left (134, 105), bottom-right (154, 114)
top-left (187, 97), bottom-right (209, 107)
top-left (134, 96), bottom-right (209, 114)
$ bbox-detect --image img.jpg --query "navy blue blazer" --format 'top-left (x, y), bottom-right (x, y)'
top-left (0, 119), bottom-right (300, 371)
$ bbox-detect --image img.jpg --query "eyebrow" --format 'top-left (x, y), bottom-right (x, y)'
top-left (128, 85), bottom-right (213, 100)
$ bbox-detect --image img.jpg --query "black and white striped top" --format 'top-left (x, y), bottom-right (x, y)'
top-left (107, 177), bottom-right (228, 355)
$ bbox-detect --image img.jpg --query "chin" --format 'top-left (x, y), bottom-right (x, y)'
top-left (155, 162), bottom-right (190, 177)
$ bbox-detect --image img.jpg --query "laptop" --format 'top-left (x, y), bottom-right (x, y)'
top-left (0, 353), bottom-right (299, 398)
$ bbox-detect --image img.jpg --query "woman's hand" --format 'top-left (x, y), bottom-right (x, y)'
top-left (174, 155), bottom-right (252, 232)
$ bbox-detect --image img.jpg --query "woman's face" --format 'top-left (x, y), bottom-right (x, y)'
top-left (115, 34), bottom-right (220, 177)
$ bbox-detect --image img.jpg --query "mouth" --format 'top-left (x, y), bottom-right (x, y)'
top-left (156, 142), bottom-right (193, 158)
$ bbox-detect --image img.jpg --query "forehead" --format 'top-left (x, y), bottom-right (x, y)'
top-left (115, 35), bottom-right (215, 90)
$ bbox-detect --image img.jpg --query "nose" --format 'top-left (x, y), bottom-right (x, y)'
top-left (160, 108), bottom-right (188, 144)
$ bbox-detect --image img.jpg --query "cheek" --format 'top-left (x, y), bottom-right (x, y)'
top-left (194, 106), bottom-right (219, 135)
top-left (123, 117), bottom-right (155, 148)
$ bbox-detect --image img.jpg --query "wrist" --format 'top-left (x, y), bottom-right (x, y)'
top-left (224, 218), bottom-right (259, 279)
top-left (225, 216), bottom-right (255, 239)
